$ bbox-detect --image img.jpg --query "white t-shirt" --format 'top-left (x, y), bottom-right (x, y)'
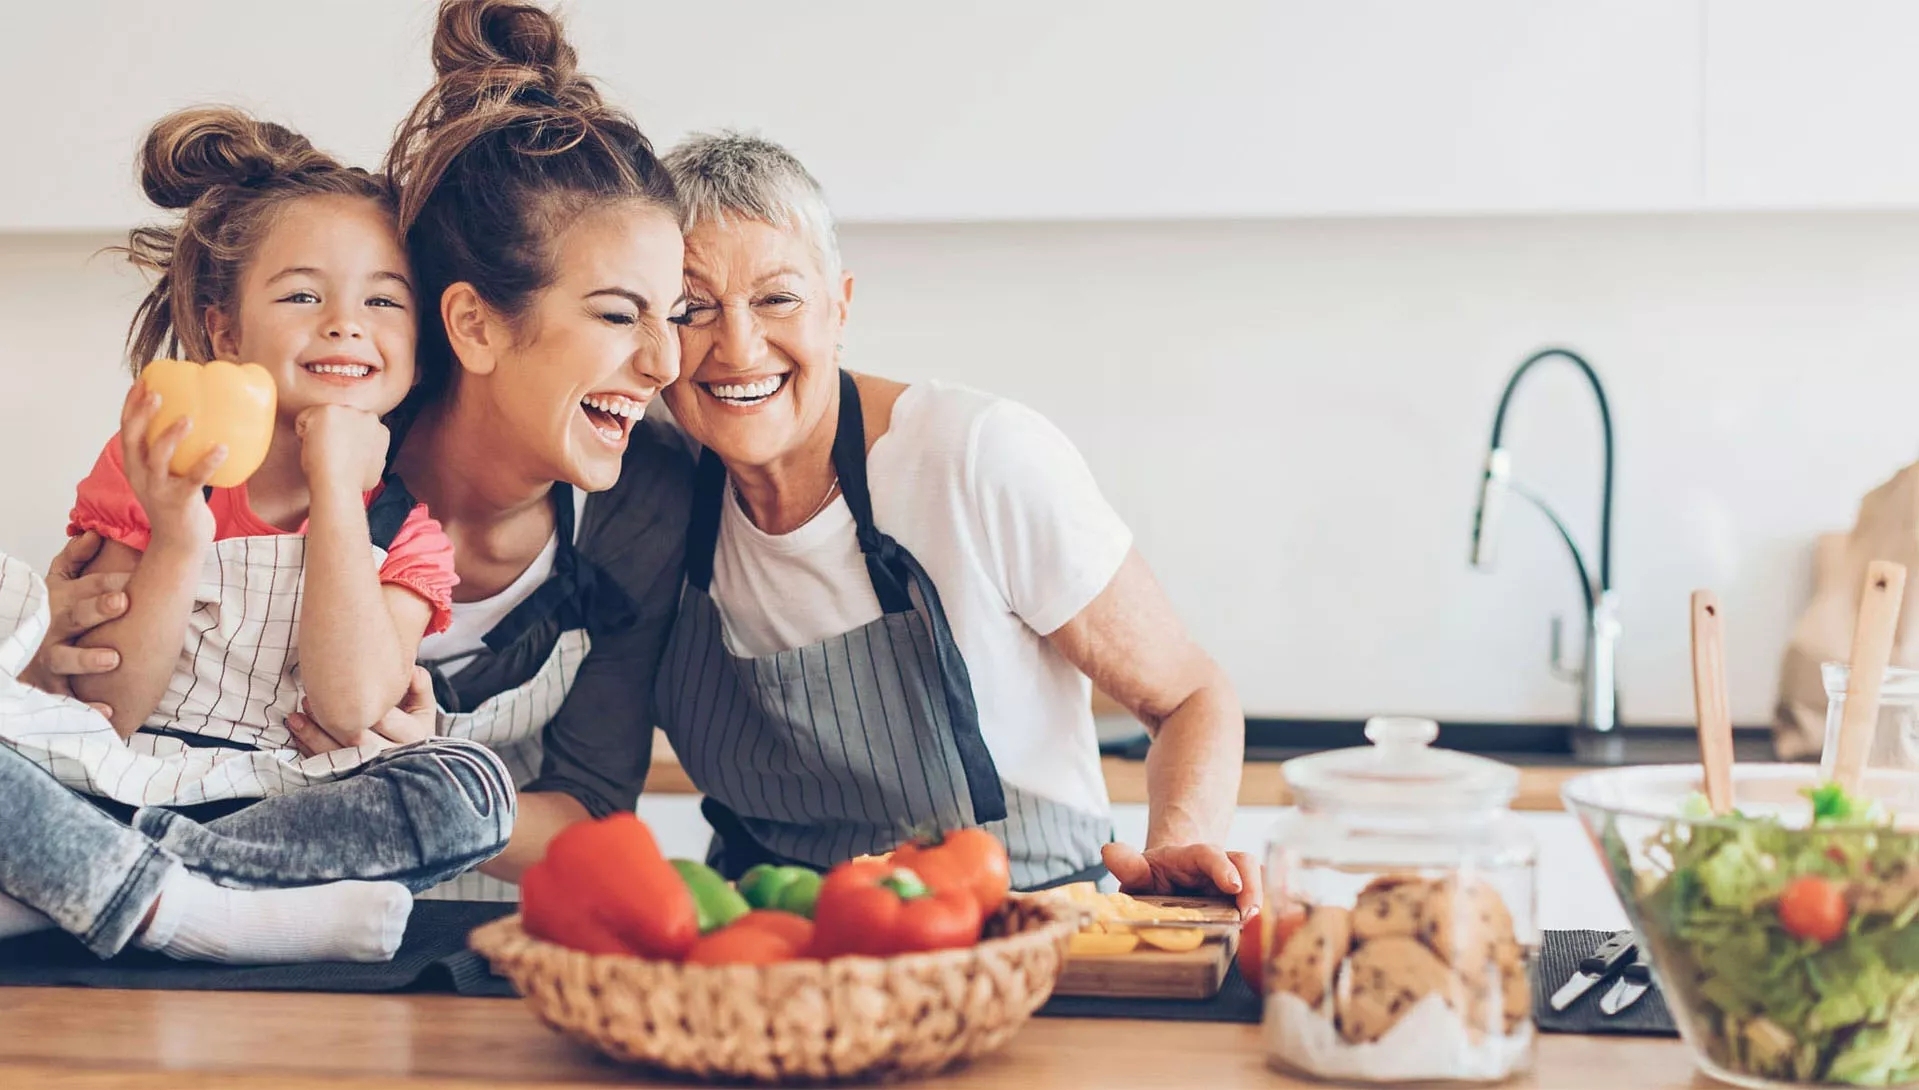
top-left (709, 382), bottom-right (1133, 818)
top-left (416, 489), bottom-right (585, 677)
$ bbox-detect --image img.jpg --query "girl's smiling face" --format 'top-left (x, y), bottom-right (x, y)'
top-left (207, 193), bottom-right (418, 423)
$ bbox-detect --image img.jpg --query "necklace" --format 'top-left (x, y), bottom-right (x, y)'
top-left (737, 475), bottom-right (841, 530)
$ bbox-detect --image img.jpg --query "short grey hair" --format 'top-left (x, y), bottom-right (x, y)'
top-left (662, 131), bottom-right (841, 278)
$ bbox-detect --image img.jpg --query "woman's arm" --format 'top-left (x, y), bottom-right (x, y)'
top-left (295, 406), bottom-right (420, 739)
top-left (1045, 549), bottom-right (1261, 916)
top-left (22, 532), bottom-right (131, 713)
top-left (482, 420), bottom-right (695, 879)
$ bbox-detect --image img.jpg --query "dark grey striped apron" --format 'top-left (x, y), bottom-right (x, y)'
top-left (417, 483), bottom-right (626, 902)
top-left (657, 371), bottom-right (1112, 890)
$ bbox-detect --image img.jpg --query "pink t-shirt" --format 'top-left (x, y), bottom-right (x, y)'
top-left (68, 435), bottom-right (458, 635)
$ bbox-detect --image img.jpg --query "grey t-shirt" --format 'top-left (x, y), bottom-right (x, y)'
top-left (433, 415), bottom-right (693, 817)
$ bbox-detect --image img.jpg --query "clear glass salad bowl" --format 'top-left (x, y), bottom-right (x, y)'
top-left (1564, 764), bottom-right (1919, 1089)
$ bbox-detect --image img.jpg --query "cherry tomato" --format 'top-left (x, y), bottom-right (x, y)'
top-left (1778, 875), bottom-right (1849, 944)
top-left (891, 828), bottom-right (1012, 917)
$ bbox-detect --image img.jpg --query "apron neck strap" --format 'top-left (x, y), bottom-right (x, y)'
top-left (685, 370), bottom-right (910, 613)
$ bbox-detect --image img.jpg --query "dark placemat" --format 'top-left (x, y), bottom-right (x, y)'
top-left (1037, 961), bottom-right (1262, 1023)
top-left (0, 900), bottom-right (519, 997)
top-left (1532, 929), bottom-right (1676, 1037)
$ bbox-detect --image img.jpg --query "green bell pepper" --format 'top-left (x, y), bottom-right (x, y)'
top-left (738, 864), bottom-right (824, 918)
top-left (670, 859), bottom-right (751, 934)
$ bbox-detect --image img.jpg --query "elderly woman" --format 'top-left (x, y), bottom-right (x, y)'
top-left (657, 134), bottom-right (1256, 912)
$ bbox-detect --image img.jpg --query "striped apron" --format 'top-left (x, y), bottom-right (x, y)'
top-left (657, 370), bottom-right (1112, 890)
top-left (418, 485), bottom-right (603, 903)
top-left (0, 479), bottom-right (421, 808)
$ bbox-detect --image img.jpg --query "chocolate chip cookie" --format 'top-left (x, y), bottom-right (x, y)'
top-left (1350, 873), bottom-right (1431, 943)
top-left (1272, 904), bottom-right (1352, 1009)
top-left (1418, 876), bottom-right (1515, 976)
top-left (1336, 935), bottom-right (1463, 1044)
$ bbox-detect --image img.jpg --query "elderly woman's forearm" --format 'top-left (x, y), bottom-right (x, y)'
top-left (1142, 673), bottom-right (1244, 848)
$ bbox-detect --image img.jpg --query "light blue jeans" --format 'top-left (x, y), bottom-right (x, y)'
top-left (0, 737), bottom-right (514, 958)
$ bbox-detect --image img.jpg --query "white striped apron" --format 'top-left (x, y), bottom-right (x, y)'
top-left (0, 481), bottom-right (419, 807)
top-left (417, 485), bottom-right (596, 903)
top-left (656, 371), bottom-right (1112, 890)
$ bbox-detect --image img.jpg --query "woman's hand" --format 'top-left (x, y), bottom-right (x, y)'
top-left (1102, 841), bottom-right (1263, 920)
top-left (297, 405), bottom-right (389, 494)
top-left (19, 531), bottom-right (130, 713)
top-left (286, 665), bottom-right (437, 756)
top-left (120, 384), bottom-right (225, 548)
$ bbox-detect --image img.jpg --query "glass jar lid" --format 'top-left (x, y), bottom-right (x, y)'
top-left (1281, 717), bottom-right (1520, 813)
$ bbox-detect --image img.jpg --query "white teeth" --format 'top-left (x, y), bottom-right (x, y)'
top-left (708, 375), bottom-right (785, 402)
top-left (580, 394), bottom-right (647, 420)
top-left (306, 363), bottom-right (373, 377)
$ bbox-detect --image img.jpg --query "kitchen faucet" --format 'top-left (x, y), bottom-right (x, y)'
top-left (1469, 347), bottom-right (1620, 740)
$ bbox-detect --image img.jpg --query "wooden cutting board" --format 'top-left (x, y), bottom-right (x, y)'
top-left (1053, 894), bottom-right (1242, 1000)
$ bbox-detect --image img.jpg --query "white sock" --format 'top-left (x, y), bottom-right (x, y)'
top-left (0, 892), bottom-right (54, 941)
top-left (134, 870), bottom-right (412, 965)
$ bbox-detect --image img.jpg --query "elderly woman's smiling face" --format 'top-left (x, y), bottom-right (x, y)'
top-left (665, 218), bottom-right (850, 469)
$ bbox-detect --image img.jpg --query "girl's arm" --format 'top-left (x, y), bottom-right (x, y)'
top-left (73, 387), bottom-right (224, 739)
top-left (295, 405), bottom-right (424, 741)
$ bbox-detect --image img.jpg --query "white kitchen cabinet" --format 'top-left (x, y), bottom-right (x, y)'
top-left (1704, 0), bottom-right (1919, 210)
top-left (6, 1), bottom-right (1701, 230)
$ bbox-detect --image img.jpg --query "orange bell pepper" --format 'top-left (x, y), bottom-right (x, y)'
top-left (140, 359), bottom-right (277, 489)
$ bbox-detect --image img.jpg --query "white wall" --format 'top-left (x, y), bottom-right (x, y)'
top-left (5, 213), bottom-right (1918, 727)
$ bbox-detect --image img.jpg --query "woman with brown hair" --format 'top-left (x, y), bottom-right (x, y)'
top-left (10, 0), bottom-right (695, 953)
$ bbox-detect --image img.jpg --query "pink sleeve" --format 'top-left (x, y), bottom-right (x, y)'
top-left (67, 435), bottom-right (153, 551)
top-left (378, 503), bottom-right (458, 636)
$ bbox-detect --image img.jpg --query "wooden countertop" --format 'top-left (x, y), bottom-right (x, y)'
top-left (0, 987), bottom-right (1705, 1089)
top-left (647, 732), bottom-right (1588, 812)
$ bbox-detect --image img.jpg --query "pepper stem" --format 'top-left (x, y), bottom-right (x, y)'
top-left (879, 868), bottom-right (931, 900)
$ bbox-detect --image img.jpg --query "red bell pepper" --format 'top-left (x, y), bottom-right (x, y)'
top-left (809, 859), bottom-right (984, 958)
top-left (891, 828), bottom-right (1012, 916)
top-left (520, 812), bottom-right (700, 959)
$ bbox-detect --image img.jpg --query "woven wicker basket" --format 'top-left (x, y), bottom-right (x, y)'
top-left (469, 893), bottom-right (1082, 1083)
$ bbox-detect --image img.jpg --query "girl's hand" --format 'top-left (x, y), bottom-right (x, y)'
top-left (296, 405), bottom-right (389, 494)
top-left (286, 665), bottom-right (437, 757)
top-left (119, 383), bottom-right (225, 547)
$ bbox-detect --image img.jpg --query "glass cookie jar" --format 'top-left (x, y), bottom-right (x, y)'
top-left (1259, 717), bottom-right (1538, 1084)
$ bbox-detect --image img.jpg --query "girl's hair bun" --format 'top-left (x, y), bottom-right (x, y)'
top-left (138, 106), bottom-right (329, 210)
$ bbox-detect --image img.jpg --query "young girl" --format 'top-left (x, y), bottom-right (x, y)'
top-left (0, 107), bottom-right (514, 963)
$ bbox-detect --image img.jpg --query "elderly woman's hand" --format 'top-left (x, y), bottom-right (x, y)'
top-left (286, 665), bottom-right (438, 756)
top-left (1101, 841), bottom-right (1263, 920)
top-left (21, 532), bottom-right (130, 715)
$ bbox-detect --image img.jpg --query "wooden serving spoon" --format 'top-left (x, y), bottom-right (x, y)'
top-left (1690, 591), bottom-right (1734, 816)
top-left (1830, 560), bottom-right (1909, 793)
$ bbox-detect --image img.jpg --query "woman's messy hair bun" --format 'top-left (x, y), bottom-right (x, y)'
top-left (119, 105), bottom-right (390, 368)
top-left (385, 0), bottom-right (681, 412)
